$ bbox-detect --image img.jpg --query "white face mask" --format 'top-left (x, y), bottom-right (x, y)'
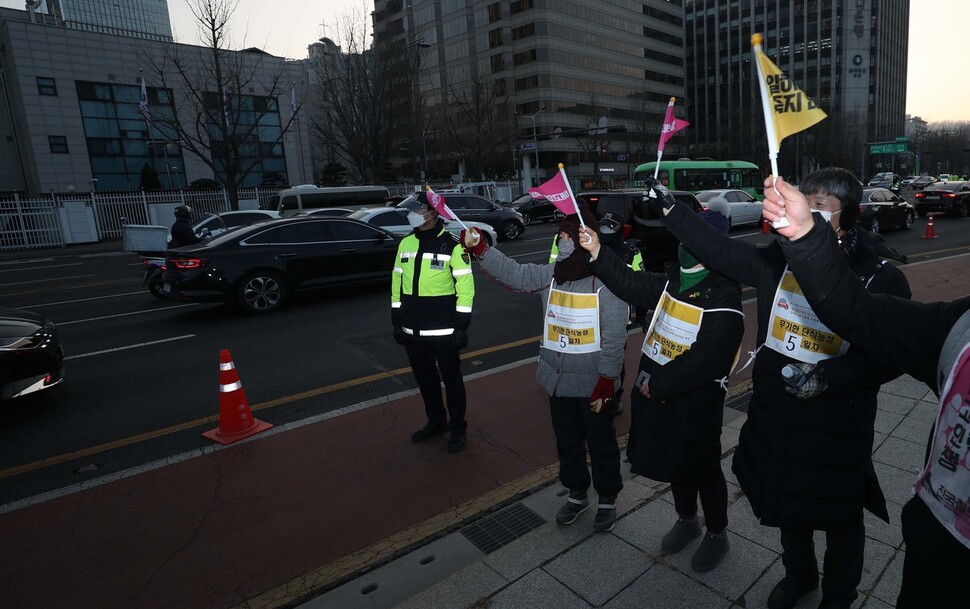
top-left (557, 238), bottom-right (576, 258)
top-left (407, 212), bottom-right (427, 228)
top-left (813, 209), bottom-right (841, 223)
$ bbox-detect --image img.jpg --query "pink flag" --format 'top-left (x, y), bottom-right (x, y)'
top-left (658, 97), bottom-right (689, 152)
top-left (426, 188), bottom-right (458, 221)
top-left (528, 170), bottom-right (580, 216)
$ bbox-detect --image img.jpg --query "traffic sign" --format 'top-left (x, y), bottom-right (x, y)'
top-left (520, 142), bottom-right (535, 151)
top-left (869, 141), bottom-right (908, 154)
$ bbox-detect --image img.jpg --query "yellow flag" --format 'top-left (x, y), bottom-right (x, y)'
top-left (754, 45), bottom-right (827, 149)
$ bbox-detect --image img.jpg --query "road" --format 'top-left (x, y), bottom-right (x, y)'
top-left (1, 204), bottom-right (969, 506)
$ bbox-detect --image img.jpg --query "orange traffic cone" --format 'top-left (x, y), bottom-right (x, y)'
top-left (761, 217), bottom-right (771, 234)
top-left (203, 349), bottom-right (273, 445)
top-left (922, 214), bottom-right (938, 239)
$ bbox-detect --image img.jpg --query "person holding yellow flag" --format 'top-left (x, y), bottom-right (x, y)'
top-left (460, 208), bottom-right (629, 532)
top-left (642, 167), bottom-right (911, 609)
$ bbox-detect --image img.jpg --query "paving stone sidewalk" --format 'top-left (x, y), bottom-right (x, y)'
top-left (312, 375), bottom-right (935, 609)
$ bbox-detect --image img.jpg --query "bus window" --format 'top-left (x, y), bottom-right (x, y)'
top-left (279, 196), bottom-right (298, 212)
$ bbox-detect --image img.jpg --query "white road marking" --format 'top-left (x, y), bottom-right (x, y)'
top-left (65, 334), bottom-right (195, 360)
top-left (24, 291), bottom-right (148, 308)
top-left (58, 303), bottom-right (198, 325)
top-left (0, 263), bottom-right (83, 273)
top-left (0, 274), bottom-right (97, 287)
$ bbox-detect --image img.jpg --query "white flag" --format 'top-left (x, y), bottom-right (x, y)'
top-left (139, 76), bottom-right (151, 124)
top-left (290, 83), bottom-right (297, 115)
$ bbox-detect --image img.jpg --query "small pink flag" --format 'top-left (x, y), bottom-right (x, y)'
top-left (658, 98), bottom-right (689, 152)
top-left (528, 170), bottom-right (580, 216)
top-left (426, 188), bottom-right (458, 221)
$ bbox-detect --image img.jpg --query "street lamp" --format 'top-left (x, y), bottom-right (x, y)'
top-left (527, 106), bottom-right (545, 184)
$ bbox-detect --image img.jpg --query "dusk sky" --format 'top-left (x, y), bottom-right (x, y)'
top-left (3, 0), bottom-right (965, 122)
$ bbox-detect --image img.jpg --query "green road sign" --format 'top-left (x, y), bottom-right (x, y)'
top-left (869, 141), bottom-right (908, 154)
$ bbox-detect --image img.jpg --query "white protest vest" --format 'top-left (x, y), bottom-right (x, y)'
top-left (642, 287), bottom-right (704, 365)
top-left (914, 343), bottom-right (970, 550)
top-left (543, 285), bottom-right (601, 354)
top-left (764, 267), bottom-right (849, 364)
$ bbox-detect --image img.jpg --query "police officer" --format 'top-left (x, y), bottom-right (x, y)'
top-left (391, 193), bottom-right (475, 452)
top-left (168, 205), bottom-right (201, 248)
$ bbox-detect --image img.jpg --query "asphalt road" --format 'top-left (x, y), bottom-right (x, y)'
top-left (2, 204), bottom-right (969, 505)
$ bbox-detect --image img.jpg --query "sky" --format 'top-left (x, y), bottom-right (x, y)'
top-left (3, 0), bottom-right (966, 122)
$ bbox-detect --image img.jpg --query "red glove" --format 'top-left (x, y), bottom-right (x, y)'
top-left (460, 228), bottom-right (488, 258)
top-left (589, 376), bottom-right (615, 413)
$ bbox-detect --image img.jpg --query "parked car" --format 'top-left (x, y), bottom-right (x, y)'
top-left (163, 216), bottom-right (401, 313)
top-left (901, 175), bottom-right (919, 187)
top-left (347, 207), bottom-right (498, 247)
top-left (911, 175), bottom-right (938, 190)
top-left (914, 181), bottom-right (970, 217)
top-left (856, 188), bottom-right (915, 233)
top-left (293, 208), bottom-right (355, 217)
top-left (192, 210), bottom-right (280, 238)
top-left (695, 189), bottom-right (764, 227)
top-left (504, 193), bottom-right (565, 225)
top-left (0, 306), bottom-right (64, 400)
top-left (405, 193), bottom-right (526, 241)
top-left (575, 189), bottom-right (644, 223)
top-left (868, 172), bottom-right (901, 192)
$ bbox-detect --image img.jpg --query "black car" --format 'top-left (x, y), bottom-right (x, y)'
top-left (576, 189), bottom-right (703, 272)
top-left (504, 193), bottom-right (564, 225)
top-left (430, 194), bottom-right (526, 241)
top-left (0, 306), bottom-right (64, 400)
top-left (914, 181), bottom-right (970, 217)
top-left (163, 216), bottom-right (401, 313)
top-left (857, 188), bottom-right (915, 233)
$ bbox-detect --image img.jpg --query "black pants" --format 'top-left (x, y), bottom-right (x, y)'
top-left (671, 470), bottom-right (728, 532)
top-left (897, 496), bottom-right (970, 608)
top-left (404, 339), bottom-right (466, 431)
top-left (779, 523), bottom-right (864, 604)
top-left (549, 395), bottom-right (622, 498)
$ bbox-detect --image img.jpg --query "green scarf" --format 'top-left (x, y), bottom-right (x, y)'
top-left (678, 244), bottom-right (709, 292)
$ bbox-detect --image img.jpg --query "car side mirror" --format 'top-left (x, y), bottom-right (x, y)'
top-left (200, 228), bottom-right (212, 238)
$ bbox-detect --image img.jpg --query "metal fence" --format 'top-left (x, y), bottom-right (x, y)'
top-left (0, 187), bottom-right (283, 251)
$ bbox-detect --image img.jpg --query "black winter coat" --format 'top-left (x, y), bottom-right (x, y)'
top-left (590, 246), bottom-right (744, 481)
top-left (664, 204), bottom-right (912, 529)
top-left (169, 218), bottom-right (200, 248)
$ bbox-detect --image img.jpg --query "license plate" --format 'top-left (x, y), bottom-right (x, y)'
top-left (925, 196), bottom-right (939, 201)
top-left (163, 284), bottom-right (171, 293)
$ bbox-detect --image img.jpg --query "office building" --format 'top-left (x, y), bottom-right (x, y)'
top-left (372, 0), bottom-right (687, 189)
top-left (33, 0), bottom-right (173, 41)
top-left (683, 0), bottom-right (910, 179)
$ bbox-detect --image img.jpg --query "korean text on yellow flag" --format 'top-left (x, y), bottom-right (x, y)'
top-left (755, 49), bottom-right (827, 145)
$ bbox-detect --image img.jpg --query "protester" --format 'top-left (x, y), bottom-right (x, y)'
top-left (461, 207), bottom-right (628, 531)
top-left (761, 176), bottom-right (970, 609)
top-left (644, 167), bottom-right (912, 609)
top-left (391, 192), bottom-right (475, 453)
top-left (579, 203), bottom-right (744, 572)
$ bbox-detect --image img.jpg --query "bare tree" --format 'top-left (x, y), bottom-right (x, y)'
top-left (146, 0), bottom-right (300, 209)
top-left (440, 66), bottom-right (514, 181)
top-left (309, 6), bottom-right (397, 184)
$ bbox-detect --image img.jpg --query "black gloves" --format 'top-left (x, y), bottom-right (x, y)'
top-left (452, 329), bottom-right (468, 350)
top-left (393, 325), bottom-right (405, 345)
top-left (643, 178), bottom-right (677, 216)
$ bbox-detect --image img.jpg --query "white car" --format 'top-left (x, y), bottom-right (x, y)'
top-left (346, 207), bottom-right (499, 246)
top-left (192, 210), bottom-right (280, 238)
top-left (694, 189), bottom-right (763, 227)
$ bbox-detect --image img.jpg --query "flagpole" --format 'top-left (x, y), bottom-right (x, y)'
top-left (558, 164), bottom-right (585, 230)
top-left (751, 33), bottom-right (788, 228)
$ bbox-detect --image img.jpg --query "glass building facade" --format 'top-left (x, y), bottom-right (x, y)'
top-left (47, 0), bottom-right (173, 41)
top-left (76, 80), bottom-right (185, 190)
top-left (206, 93), bottom-right (289, 188)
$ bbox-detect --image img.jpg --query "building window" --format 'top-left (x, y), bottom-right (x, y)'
top-left (37, 77), bottom-right (58, 96)
top-left (515, 75), bottom-right (539, 91)
top-left (512, 23), bottom-right (535, 41)
top-left (49, 136), bottom-right (69, 153)
top-left (513, 49), bottom-right (537, 66)
top-left (490, 54), bottom-right (505, 72)
top-left (487, 2), bottom-right (502, 22)
top-left (510, 0), bottom-right (533, 15)
top-left (488, 28), bottom-right (503, 49)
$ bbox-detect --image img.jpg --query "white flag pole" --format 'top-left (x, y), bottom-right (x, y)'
top-left (559, 164), bottom-right (585, 230)
top-left (752, 33), bottom-right (789, 228)
top-left (654, 97), bottom-right (676, 179)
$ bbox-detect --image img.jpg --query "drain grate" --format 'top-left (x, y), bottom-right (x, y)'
top-left (460, 502), bottom-right (546, 554)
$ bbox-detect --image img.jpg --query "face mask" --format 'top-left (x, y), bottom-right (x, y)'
top-left (557, 238), bottom-right (576, 258)
top-left (678, 244), bottom-right (702, 269)
top-left (407, 212), bottom-right (428, 228)
top-left (813, 209), bottom-right (841, 224)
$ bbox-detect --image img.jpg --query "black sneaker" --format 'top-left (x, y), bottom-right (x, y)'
top-left (660, 516), bottom-right (702, 555)
top-left (766, 575), bottom-right (820, 609)
top-left (690, 531), bottom-right (729, 572)
top-left (593, 496), bottom-right (617, 532)
top-left (555, 490), bottom-right (589, 525)
top-left (411, 423), bottom-right (445, 443)
top-left (447, 429), bottom-right (466, 452)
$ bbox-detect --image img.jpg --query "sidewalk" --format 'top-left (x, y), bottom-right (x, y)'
top-left (311, 374), bottom-right (932, 609)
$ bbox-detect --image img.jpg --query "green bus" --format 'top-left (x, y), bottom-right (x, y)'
top-left (632, 160), bottom-right (765, 199)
